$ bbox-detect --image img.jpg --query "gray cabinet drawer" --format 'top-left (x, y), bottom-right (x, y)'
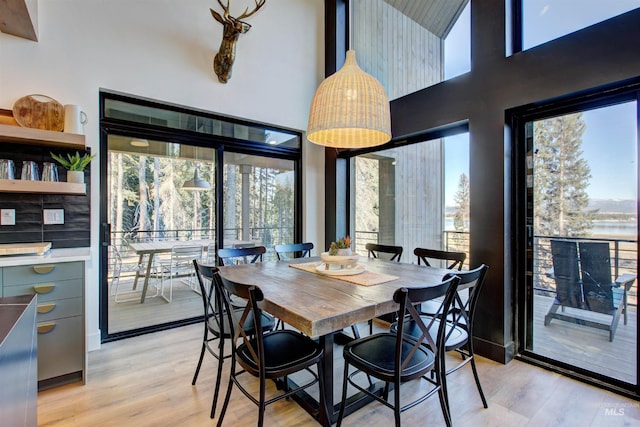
top-left (36, 297), bottom-right (82, 321)
top-left (3, 262), bottom-right (83, 286)
top-left (37, 316), bottom-right (84, 381)
top-left (3, 279), bottom-right (83, 302)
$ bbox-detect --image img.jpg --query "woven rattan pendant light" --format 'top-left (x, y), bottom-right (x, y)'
top-left (307, 50), bottom-right (391, 149)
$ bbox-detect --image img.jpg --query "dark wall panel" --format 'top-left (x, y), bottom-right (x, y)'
top-left (0, 144), bottom-right (90, 249)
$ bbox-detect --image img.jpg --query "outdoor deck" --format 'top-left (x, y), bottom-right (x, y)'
top-left (533, 294), bottom-right (637, 384)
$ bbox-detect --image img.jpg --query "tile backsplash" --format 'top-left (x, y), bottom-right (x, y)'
top-left (0, 144), bottom-right (90, 248)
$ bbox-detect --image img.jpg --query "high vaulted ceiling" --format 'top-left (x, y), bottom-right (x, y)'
top-left (384, 0), bottom-right (468, 38)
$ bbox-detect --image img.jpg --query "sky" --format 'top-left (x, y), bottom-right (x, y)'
top-left (442, 1), bottom-right (639, 206)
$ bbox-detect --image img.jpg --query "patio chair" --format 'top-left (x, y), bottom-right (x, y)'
top-left (158, 244), bottom-right (204, 302)
top-left (111, 245), bottom-right (158, 303)
top-left (274, 242), bottom-right (314, 260)
top-left (544, 240), bottom-right (635, 341)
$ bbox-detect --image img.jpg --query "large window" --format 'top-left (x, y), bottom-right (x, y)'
top-left (522, 0), bottom-right (640, 50)
top-left (351, 0), bottom-right (470, 100)
top-left (518, 94), bottom-right (638, 387)
top-left (351, 132), bottom-right (470, 265)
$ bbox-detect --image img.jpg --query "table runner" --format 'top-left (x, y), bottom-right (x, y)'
top-left (289, 261), bottom-right (398, 287)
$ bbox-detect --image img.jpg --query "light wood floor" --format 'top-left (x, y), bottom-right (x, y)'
top-left (38, 322), bottom-right (639, 427)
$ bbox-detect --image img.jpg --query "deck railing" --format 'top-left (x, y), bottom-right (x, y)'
top-left (355, 230), bottom-right (637, 305)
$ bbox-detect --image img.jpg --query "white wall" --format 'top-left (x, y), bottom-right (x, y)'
top-left (0, 0), bottom-right (325, 351)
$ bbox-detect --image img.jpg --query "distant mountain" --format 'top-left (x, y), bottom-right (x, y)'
top-left (588, 199), bottom-right (636, 214)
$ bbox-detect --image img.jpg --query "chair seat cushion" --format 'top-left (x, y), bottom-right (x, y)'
top-left (390, 316), bottom-right (469, 351)
top-left (208, 309), bottom-right (274, 338)
top-left (237, 330), bottom-right (322, 377)
top-left (344, 333), bottom-right (435, 380)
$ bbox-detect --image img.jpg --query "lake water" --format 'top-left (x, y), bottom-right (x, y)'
top-left (445, 219), bottom-right (637, 238)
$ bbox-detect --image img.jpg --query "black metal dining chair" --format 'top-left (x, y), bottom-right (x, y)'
top-left (413, 247), bottom-right (467, 316)
top-left (215, 274), bottom-right (330, 427)
top-left (390, 264), bottom-right (489, 411)
top-left (191, 260), bottom-right (275, 419)
top-left (336, 276), bottom-right (459, 427)
top-left (414, 247), bottom-right (466, 270)
top-left (365, 243), bottom-right (403, 262)
top-left (274, 242), bottom-right (314, 260)
top-left (364, 243), bottom-right (404, 331)
top-left (217, 245), bottom-right (266, 266)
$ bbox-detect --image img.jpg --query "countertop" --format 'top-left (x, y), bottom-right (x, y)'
top-left (0, 247), bottom-right (91, 267)
top-left (0, 294), bottom-right (35, 345)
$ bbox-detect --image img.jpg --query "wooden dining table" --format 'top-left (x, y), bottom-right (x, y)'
top-left (217, 256), bottom-right (452, 424)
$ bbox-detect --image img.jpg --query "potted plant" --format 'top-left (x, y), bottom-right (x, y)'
top-left (50, 151), bottom-right (95, 183)
top-left (329, 235), bottom-right (352, 256)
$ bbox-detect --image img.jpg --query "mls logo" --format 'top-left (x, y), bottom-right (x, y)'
top-left (604, 407), bottom-right (625, 416)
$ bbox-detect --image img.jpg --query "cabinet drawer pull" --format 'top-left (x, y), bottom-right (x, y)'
top-left (33, 284), bottom-right (55, 294)
top-left (37, 322), bottom-right (56, 334)
top-left (33, 265), bottom-right (56, 274)
top-left (38, 303), bottom-right (56, 314)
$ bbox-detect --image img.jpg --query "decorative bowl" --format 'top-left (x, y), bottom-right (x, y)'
top-left (320, 251), bottom-right (359, 264)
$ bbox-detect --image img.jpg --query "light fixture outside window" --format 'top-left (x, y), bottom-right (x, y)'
top-left (182, 167), bottom-right (211, 191)
top-left (307, 50), bottom-right (391, 149)
top-left (130, 138), bottom-right (149, 147)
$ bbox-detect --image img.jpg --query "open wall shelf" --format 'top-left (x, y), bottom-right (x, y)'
top-left (0, 179), bottom-right (86, 195)
top-left (0, 124), bottom-right (86, 150)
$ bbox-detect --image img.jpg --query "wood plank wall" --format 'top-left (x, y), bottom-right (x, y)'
top-left (351, 0), bottom-right (445, 255)
top-left (351, 0), bottom-right (443, 101)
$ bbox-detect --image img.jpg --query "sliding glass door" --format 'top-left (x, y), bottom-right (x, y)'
top-left (519, 95), bottom-right (638, 389)
top-left (106, 135), bottom-right (216, 334)
top-left (99, 91), bottom-right (302, 341)
top-left (222, 152), bottom-right (295, 260)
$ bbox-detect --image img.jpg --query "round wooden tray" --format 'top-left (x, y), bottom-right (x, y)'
top-left (12, 94), bottom-right (64, 131)
top-left (316, 263), bottom-right (365, 276)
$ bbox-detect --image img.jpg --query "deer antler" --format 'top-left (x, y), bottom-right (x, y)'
top-left (217, 0), bottom-right (230, 19)
top-left (237, 0), bottom-right (266, 20)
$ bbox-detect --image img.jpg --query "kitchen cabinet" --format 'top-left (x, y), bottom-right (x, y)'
top-left (0, 123), bottom-right (87, 195)
top-left (2, 261), bottom-right (85, 390)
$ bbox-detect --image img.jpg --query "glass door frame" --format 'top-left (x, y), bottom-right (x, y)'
top-left (511, 80), bottom-right (640, 397)
top-left (99, 92), bottom-right (303, 343)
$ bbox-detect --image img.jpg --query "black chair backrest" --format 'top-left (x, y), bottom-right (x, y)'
top-left (550, 240), bottom-right (583, 308)
top-left (393, 276), bottom-right (460, 378)
top-left (218, 274), bottom-right (267, 375)
top-left (414, 247), bottom-right (466, 270)
top-left (274, 242), bottom-right (314, 260)
top-left (578, 241), bottom-right (615, 312)
top-left (441, 264), bottom-right (489, 341)
top-left (217, 246), bottom-right (266, 266)
top-left (193, 260), bottom-right (223, 329)
top-left (365, 243), bottom-right (403, 262)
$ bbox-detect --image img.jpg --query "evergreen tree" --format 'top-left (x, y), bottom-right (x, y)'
top-left (533, 113), bottom-right (594, 237)
top-left (453, 173), bottom-right (470, 231)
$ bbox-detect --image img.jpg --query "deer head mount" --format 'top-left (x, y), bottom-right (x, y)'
top-left (210, 0), bottom-right (266, 83)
